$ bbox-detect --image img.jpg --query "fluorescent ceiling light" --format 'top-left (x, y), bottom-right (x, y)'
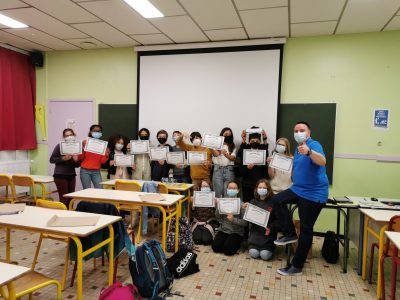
top-left (0, 13), bottom-right (28, 28)
top-left (123, 0), bottom-right (164, 18)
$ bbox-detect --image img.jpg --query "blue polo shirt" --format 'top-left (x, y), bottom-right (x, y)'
top-left (290, 138), bottom-right (329, 203)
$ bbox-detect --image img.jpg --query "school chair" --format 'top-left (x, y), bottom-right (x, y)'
top-left (368, 215), bottom-right (400, 300)
top-left (11, 175), bottom-right (37, 205)
top-left (0, 174), bottom-right (15, 204)
top-left (114, 180), bottom-right (143, 242)
top-left (0, 259), bottom-right (62, 300)
top-left (32, 199), bottom-right (70, 290)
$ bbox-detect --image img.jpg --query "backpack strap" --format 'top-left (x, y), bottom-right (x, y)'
top-left (124, 232), bottom-right (136, 258)
top-left (143, 243), bottom-right (161, 299)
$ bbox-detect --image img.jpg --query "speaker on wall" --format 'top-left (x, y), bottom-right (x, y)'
top-left (30, 51), bottom-right (43, 67)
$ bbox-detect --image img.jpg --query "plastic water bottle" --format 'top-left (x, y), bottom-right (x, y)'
top-left (168, 168), bottom-right (174, 183)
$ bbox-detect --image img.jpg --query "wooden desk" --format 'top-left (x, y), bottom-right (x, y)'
top-left (101, 179), bottom-right (194, 219)
top-left (65, 188), bottom-right (183, 252)
top-left (385, 231), bottom-right (400, 300)
top-left (0, 262), bottom-right (29, 300)
top-left (360, 208), bottom-right (400, 299)
top-left (0, 206), bottom-right (121, 300)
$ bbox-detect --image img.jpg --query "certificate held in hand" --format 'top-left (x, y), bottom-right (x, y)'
top-left (217, 198), bottom-right (241, 215)
top-left (114, 154), bottom-right (135, 166)
top-left (149, 147), bottom-right (168, 161)
top-left (269, 153), bottom-right (293, 173)
top-left (201, 133), bottom-right (224, 150)
top-left (243, 203), bottom-right (270, 228)
top-left (130, 140), bottom-right (149, 154)
top-left (243, 149), bottom-right (266, 165)
top-left (186, 151), bottom-right (207, 165)
top-left (193, 191), bottom-right (215, 207)
top-left (60, 141), bottom-right (82, 155)
top-left (166, 152), bottom-right (185, 165)
top-left (84, 138), bottom-right (108, 155)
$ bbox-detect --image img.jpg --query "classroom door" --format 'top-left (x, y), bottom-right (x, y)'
top-left (48, 100), bottom-right (94, 197)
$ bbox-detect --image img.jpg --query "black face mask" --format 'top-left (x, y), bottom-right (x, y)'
top-left (158, 137), bottom-right (167, 144)
top-left (224, 135), bottom-right (233, 143)
top-left (250, 142), bottom-right (260, 149)
top-left (140, 135), bottom-right (149, 140)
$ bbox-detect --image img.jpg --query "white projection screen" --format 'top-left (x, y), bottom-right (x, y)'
top-left (138, 45), bottom-right (283, 153)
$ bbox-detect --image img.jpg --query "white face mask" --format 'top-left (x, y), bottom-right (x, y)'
top-left (115, 143), bottom-right (124, 151)
top-left (64, 136), bottom-right (75, 142)
top-left (275, 144), bottom-right (286, 154)
top-left (294, 132), bottom-right (307, 144)
top-left (193, 138), bottom-right (201, 147)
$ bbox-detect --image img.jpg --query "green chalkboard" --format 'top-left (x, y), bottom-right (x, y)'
top-left (277, 103), bottom-right (336, 184)
top-left (98, 104), bottom-right (137, 141)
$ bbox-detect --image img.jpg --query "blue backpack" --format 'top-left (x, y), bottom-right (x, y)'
top-left (127, 238), bottom-right (173, 299)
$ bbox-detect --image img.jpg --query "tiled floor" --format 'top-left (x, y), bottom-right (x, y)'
top-left (0, 229), bottom-right (399, 299)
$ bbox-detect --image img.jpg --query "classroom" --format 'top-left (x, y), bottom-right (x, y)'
top-left (0, 1), bottom-right (400, 299)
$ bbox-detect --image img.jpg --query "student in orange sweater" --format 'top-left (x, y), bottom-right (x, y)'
top-left (78, 124), bottom-right (109, 189)
top-left (175, 132), bottom-right (213, 191)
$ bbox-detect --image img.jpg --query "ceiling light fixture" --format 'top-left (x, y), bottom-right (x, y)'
top-left (123, 0), bottom-right (163, 18)
top-left (0, 13), bottom-right (28, 28)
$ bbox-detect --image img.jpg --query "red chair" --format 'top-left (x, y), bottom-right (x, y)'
top-left (368, 215), bottom-right (400, 299)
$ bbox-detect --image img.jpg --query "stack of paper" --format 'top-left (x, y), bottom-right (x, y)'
top-left (0, 203), bottom-right (26, 215)
top-left (139, 193), bottom-right (166, 202)
top-left (46, 215), bottom-right (100, 227)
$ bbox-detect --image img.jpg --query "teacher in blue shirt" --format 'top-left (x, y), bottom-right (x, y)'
top-left (273, 121), bottom-right (329, 276)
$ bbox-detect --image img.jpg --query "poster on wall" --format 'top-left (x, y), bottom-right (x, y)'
top-left (373, 109), bottom-right (389, 129)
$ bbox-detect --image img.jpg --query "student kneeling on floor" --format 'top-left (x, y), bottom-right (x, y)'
top-left (212, 181), bottom-right (247, 256)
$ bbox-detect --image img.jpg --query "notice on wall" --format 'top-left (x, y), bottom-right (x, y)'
top-left (373, 109), bottom-right (389, 129)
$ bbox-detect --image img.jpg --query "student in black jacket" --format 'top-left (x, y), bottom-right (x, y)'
top-left (150, 129), bottom-right (173, 181)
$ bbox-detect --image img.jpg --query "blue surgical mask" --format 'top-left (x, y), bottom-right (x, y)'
top-left (201, 187), bottom-right (211, 192)
top-left (227, 189), bottom-right (238, 197)
top-left (294, 132), bottom-right (307, 144)
top-left (257, 188), bottom-right (268, 197)
top-left (92, 132), bottom-right (102, 139)
top-left (275, 144), bottom-right (286, 154)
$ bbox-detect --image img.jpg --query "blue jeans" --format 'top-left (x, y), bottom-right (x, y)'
top-left (80, 168), bottom-right (103, 189)
top-left (212, 165), bottom-right (235, 198)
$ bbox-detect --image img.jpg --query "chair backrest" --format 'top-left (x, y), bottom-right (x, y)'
top-left (115, 180), bottom-right (141, 192)
top-left (0, 174), bottom-right (12, 187)
top-left (37, 199), bottom-right (67, 210)
top-left (11, 175), bottom-right (36, 199)
top-left (0, 174), bottom-right (16, 201)
top-left (388, 215), bottom-right (400, 232)
top-left (158, 183), bottom-right (169, 194)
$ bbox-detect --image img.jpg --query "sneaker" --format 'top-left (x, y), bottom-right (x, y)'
top-left (277, 265), bottom-right (303, 276)
top-left (274, 235), bottom-right (298, 246)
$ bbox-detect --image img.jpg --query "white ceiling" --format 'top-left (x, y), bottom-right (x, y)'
top-left (0, 0), bottom-right (400, 52)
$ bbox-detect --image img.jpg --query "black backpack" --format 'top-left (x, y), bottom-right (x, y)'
top-left (321, 231), bottom-right (339, 263)
top-left (167, 249), bottom-right (200, 279)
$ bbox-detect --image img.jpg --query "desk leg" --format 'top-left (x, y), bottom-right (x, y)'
top-left (37, 183), bottom-right (46, 200)
top-left (358, 212), bottom-right (365, 275)
top-left (362, 217), bottom-right (369, 280)
top-left (376, 225), bottom-right (388, 299)
top-left (187, 188), bottom-right (192, 220)
top-left (175, 201), bottom-right (180, 253)
top-left (343, 208), bottom-right (350, 274)
top-left (160, 207), bottom-right (167, 252)
top-left (6, 228), bottom-right (10, 262)
top-left (108, 224), bottom-right (114, 286)
top-left (391, 247), bottom-right (399, 300)
top-left (71, 237), bottom-right (83, 300)
top-left (6, 282), bottom-right (16, 300)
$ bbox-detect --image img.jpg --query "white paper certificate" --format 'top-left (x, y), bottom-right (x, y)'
top-left (269, 153), bottom-right (293, 173)
top-left (186, 151), bottom-right (207, 165)
top-left (201, 133), bottom-right (224, 150)
top-left (243, 149), bottom-right (266, 165)
top-left (243, 203), bottom-right (270, 228)
top-left (218, 198), bottom-right (241, 215)
top-left (60, 141), bottom-right (82, 155)
top-left (166, 152), bottom-right (185, 165)
top-left (84, 138), bottom-right (108, 155)
top-left (114, 154), bottom-right (135, 166)
top-left (130, 140), bottom-right (149, 154)
top-left (193, 191), bottom-right (215, 207)
top-left (149, 147), bottom-right (169, 161)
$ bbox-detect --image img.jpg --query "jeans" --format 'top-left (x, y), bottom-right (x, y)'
top-left (80, 168), bottom-right (103, 189)
top-left (249, 248), bottom-right (273, 261)
top-left (272, 189), bottom-right (325, 269)
top-left (212, 165), bottom-right (235, 198)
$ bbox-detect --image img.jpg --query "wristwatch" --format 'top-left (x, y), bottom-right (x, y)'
top-left (306, 149), bottom-right (312, 156)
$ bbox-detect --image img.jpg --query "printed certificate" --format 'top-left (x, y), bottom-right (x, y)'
top-left (243, 149), bottom-right (266, 165)
top-left (193, 191), bottom-right (215, 207)
top-left (149, 147), bottom-right (168, 161)
top-left (84, 138), bottom-right (107, 155)
top-left (60, 141), bottom-right (82, 155)
top-left (201, 133), bottom-right (224, 150)
top-left (269, 153), bottom-right (293, 173)
top-left (217, 198), bottom-right (241, 215)
top-left (243, 203), bottom-right (270, 228)
top-left (114, 154), bottom-right (135, 167)
top-left (187, 151), bottom-right (207, 165)
top-left (166, 152), bottom-right (185, 165)
top-left (130, 140), bottom-right (149, 154)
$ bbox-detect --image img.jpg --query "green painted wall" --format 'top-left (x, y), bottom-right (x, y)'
top-left (30, 32), bottom-right (400, 232)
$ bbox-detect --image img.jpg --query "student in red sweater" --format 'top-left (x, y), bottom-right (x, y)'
top-left (78, 124), bottom-right (109, 189)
